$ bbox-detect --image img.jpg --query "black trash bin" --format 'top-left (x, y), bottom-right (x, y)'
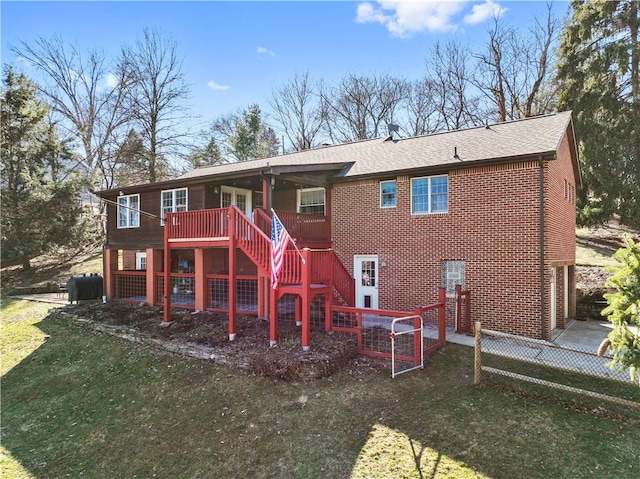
top-left (67, 274), bottom-right (104, 303)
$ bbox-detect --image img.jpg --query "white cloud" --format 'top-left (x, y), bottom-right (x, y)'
top-left (463, 0), bottom-right (507, 24)
top-left (355, 1), bottom-right (467, 37)
top-left (257, 46), bottom-right (276, 57)
top-left (207, 80), bottom-right (229, 91)
top-left (104, 73), bottom-right (118, 88)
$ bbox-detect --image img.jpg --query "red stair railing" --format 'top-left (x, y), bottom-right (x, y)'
top-left (231, 206), bottom-right (271, 274)
top-left (331, 251), bottom-right (355, 306)
top-left (253, 208), bottom-right (272, 236)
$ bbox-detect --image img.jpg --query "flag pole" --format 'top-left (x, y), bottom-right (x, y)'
top-left (271, 208), bottom-right (306, 264)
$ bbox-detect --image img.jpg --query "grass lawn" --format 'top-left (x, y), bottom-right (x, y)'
top-left (2, 299), bottom-right (639, 479)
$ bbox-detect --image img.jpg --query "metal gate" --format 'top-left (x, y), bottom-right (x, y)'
top-left (391, 315), bottom-right (423, 378)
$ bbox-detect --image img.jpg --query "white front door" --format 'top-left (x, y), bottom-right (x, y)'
top-left (221, 186), bottom-right (252, 217)
top-left (354, 255), bottom-right (379, 309)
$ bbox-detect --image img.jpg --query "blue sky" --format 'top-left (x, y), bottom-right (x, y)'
top-left (1, 1), bottom-right (568, 132)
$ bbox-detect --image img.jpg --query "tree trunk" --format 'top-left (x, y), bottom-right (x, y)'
top-left (21, 256), bottom-right (31, 271)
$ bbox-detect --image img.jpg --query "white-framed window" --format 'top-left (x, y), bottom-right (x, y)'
top-left (160, 188), bottom-right (188, 225)
top-left (442, 260), bottom-right (465, 297)
top-left (297, 187), bottom-right (325, 215)
top-left (380, 180), bottom-right (397, 208)
top-left (135, 252), bottom-right (147, 270)
top-left (411, 175), bottom-right (448, 214)
top-left (117, 194), bottom-right (140, 228)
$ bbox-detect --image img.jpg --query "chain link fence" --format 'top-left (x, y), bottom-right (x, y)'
top-left (473, 322), bottom-right (640, 409)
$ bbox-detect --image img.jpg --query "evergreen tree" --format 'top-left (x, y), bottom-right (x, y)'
top-left (1, 66), bottom-right (89, 270)
top-left (601, 235), bottom-right (640, 384)
top-left (187, 136), bottom-right (223, 169)
top-left (211, 104), bottom-right (280, 163)
top-left (556, 0), bottom-right (640, 227)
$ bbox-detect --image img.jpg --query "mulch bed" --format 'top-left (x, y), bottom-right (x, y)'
top-left (56, 301), bottom-right (387, 381)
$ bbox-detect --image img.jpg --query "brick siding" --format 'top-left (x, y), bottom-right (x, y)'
top-left (332, 154), bottom-right (577, 340)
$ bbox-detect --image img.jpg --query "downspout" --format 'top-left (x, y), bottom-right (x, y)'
top-left (538, 155), bottom-right (546, 340)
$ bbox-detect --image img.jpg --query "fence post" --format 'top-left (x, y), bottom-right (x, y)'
top-left (465, 290), bottom-right (471, 332)
top-left (413, 309), bottom-right (422, 367)
top-left (438, 287), bottom-right (446, 346)
top-left (474, 321), bottom-right (482, 384)
top-left (455, 284), bottom-right (462, 333)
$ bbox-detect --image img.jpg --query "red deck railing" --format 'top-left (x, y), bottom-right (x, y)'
top-left (165, 208), bottom-right (228, 240)
top-left (165, 207), bottom-right (329, 244)
top-left (274, 210), bottom-right (330, 243)
top-left (232, 206), bottom-right (271, 273)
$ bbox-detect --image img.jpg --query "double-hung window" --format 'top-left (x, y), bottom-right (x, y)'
top-left (411, 175), bottom-right (448, 214)
top-left (380, 180), bottom-right (397, 208)
top-left (161, 188), bottom-right (188, 225)
top-left (297, 187), bottom-right (325, 215)
top-left (117, 194), bottom-right (140, 228)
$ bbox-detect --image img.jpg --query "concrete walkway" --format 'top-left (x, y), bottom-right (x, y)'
top-left (446, 319), bottom-right (612, 354)
top-left (11, 292), bottom-right (70, 305)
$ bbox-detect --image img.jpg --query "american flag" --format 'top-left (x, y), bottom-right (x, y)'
top-left (270, 212), bottom-right (291, 289)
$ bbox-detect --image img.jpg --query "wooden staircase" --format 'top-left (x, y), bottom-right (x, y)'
top-left (164, 206), bottom-right (355, 306)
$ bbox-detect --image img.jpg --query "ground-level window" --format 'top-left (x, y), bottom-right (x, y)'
top-left (297, 187), bottom-right (325, 215)
top-left (380, 180), bottom-right (397, 208)
top-left (135, 252), bottom-right (147, 270)
top-left (117, 194), bottom-right (140, 228)
top-left (442, 260), bottom-right (465, 297)
top-left (411, 175), bottom-right (448, 214)
top-left (161, 188), bottom-right (188, 225)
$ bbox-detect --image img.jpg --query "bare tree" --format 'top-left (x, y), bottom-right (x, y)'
top-left (269, 71), bottom-right (325, 152)
top-left (12, 35), bottom-right (133, 189)
top-left (320, 73), bottom-right (410, 143)
top-left (120, 28), bottom-right (191, 183)
top-left (428, 40), bottom-right (485, 130)
top-left (472, 4), bottom-right (558, 121)
top-left (402, 77), bottom-right (444, 137)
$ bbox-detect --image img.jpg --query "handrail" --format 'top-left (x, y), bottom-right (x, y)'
top-left (331, 251), bottom-right (355, 306)
top-left (231, 206), bottom-right (272, 274)
top-left (253, 208), bottom-right (271, 236)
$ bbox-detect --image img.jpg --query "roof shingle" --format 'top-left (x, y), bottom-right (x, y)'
top-left (178, 111), bottom-right (573, 181)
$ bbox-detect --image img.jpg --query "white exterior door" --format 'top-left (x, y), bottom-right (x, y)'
top-left (354, 255), bottom-right (379, 309)
top-left (221, 186), bottom-right (252, 217)
top-left (135, 252), bottom-right (147, 270)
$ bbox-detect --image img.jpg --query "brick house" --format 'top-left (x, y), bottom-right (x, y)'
top-left (98, 111), bottom-right (580, 347)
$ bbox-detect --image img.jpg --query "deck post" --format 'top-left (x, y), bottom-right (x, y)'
top-left (301, 249), bottom-right (311, 351)
top-left (194, 248), bottom-right (210, 311)
top-left (257, 272), bottom-right (267, 319)
top-left (295, 296), bottom-right (302, 326)
top-left (146, 248), bottom-right (161, 306)
top-left (163, 215), bottom-right (171, 322)
top-left (228, 208), bottom-right (237, 341)
top-left (324, 292), bottom-right (332, 332)
top-left (103, 248), bottom-right (118, 301)
top-left (269, 287), bottom-right (278, 346)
